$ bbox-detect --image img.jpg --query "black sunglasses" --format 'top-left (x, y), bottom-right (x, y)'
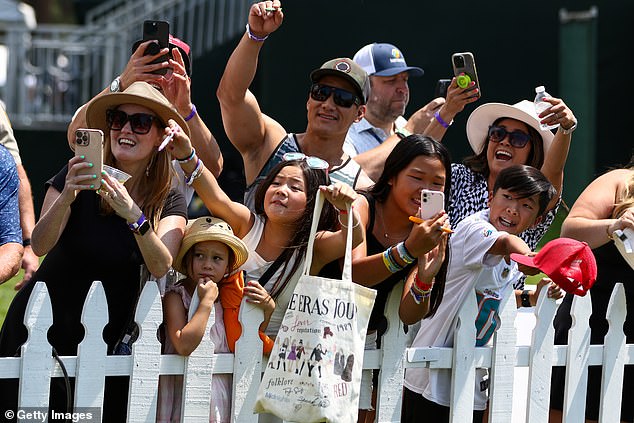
top-left (310, 83), bottom-right (360, 108)
top-left (106, 109), bottom-right (159, 135)
top-left (487, 125), bottom-right (531, 148)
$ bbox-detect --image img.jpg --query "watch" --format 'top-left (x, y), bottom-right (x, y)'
top-left (395, 127), bottom-right (412, 139)
top-left (109, 76), bottom-right (121, 93)
top-left (520, 290), bottom-right (532, 308)
top-left (128, 213), bottom-right (151, 236)
top-left (561, 120), bottom-right (577, 135)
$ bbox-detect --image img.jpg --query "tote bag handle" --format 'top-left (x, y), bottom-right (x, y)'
top-left (302, 189), bottom-right (354, 281)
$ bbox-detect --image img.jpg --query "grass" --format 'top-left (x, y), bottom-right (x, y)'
top-left (0, 269), bottom-right (21, 328)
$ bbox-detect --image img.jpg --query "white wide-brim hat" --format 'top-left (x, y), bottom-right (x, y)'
top-left (466, 100), bottom-right (555, 155)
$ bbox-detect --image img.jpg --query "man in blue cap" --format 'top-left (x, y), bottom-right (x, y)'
top-left (345, 43), bottom-right (428, 157)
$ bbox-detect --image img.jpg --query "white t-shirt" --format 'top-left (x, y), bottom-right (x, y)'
top-left (404, 209), bottom-right (512, 411)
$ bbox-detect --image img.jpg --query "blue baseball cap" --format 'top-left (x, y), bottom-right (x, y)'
top-left (353, 43), bottom-right (424, 77)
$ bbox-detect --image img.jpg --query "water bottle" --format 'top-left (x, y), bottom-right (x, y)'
top-left (534, 86), bottom-right (558, 130)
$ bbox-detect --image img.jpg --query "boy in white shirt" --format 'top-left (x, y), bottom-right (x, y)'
top-left (401, 164), bottom-right (558, 423)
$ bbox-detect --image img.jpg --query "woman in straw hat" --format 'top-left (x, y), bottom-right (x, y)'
top-left (450, 97), bottom-right (576, 255)
top-left (0, 81), bottom-right (188, 420)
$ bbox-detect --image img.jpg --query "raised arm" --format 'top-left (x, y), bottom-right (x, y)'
top-left (536, 96), bottom-right (577, 211)
top-left (216, 1), bottom-right (287, 182)
top-left (561, 168), bottom-right (632, 249)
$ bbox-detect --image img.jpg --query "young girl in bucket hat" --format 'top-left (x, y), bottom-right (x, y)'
top-left (158, 216), bottom-right (261, 423)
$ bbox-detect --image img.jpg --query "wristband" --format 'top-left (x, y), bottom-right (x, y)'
top-left (414, 272), bottom-right (433, 293)
top-left (184, 104), bottom-right (197, 122)
top-left (185, 158), bottom-right (204, 186)
top-left (520, 290), bottom-right (532, 308)
top-left (176, 148), bottom-right (196, 163)
top-left (409, 286), bottom-right (424, 305)
top-left (434, 110), bottom-right (453, 128)
top-left (396, 241), bottom-right (416, 264)
top-left (246, 23), bottom-right (269, 42)
top-left (382, 248), bottom-right (403, 273)
top-left (606, 224), bottom-right (614, 240)
top-left (128, 213), bottom-right (150, 235)
top-left (22, 238), bottom-right (31, 247)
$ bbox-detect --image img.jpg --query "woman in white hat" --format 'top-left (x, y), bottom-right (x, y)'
top-left (0, 81), bottom-right (188, 420)
top-left (450, 97), bottom-right (577, 252)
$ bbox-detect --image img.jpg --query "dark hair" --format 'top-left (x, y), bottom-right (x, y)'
top-left (492, 165), bottom-right (556, 218)
top-left (370, 135), bottom-right (452, 210)
top-left (463, 117), bottom-right (545, 178)
top-left (253, 159), bottom-right (337, 298)
top-left (369, 135), bottom-right (452, 318)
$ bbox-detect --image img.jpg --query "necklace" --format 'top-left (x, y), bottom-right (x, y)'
top-left (376, 204), bottom-right (410, 241)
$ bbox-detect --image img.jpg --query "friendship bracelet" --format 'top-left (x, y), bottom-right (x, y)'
top-left (409, 286), bottom-right (423, 305)
top-left (396, 241), bottom-right (416, 264)
top-left (176, 148), bottom-right (196, 163)
top-left (185, 158), bottom-right (204, 186)
top-left (606, 224), bottom-right (614, 240)
top-left (414, 272), bottom-right (434, 293)
top-left (382, 248), bottom-right (403, 273)
top-left (338, 211), bottom-right (361, 229)
top-left (184, 104), bottom-right (197, 122)
top-left (434, 110), bottom-right (453, 128)
top-left (246, 23), bottom-right (269, 42)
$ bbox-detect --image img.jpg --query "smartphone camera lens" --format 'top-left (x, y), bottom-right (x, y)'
top-left (453, 55), bottom-right (465, 68)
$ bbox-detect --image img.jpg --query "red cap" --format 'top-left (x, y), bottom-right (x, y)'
top-left (510, 238), bottom-right (597, 296)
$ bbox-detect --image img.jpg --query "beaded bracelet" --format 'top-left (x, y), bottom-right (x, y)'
top-left (434, 110), bottom-right (453, 128)
top-left (176, 148), bottom-right (196, 164)
top-left (413, 272), bottom-right (434, 293)
top-left (246, 23), bottom-right (269, 42)
top-left (185, 158), bottom-right (204, 186)
top-left (396, 241), bottom-right (416, 264)
top-left (184, 104), bottom-right (197, 122)
top-left (409, 286), bottom-right (424, 305)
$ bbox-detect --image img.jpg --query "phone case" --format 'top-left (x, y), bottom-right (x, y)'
top-left (420, 189), bottom-right (445, 220)
top-left (75, 129), bottom-right (104, 190)
top-left (142, 20), bottom-right (170, 75)
top-left (434, 79), bottom-right (452, 99)
top-left (451, 52), bottom-right (481, 98)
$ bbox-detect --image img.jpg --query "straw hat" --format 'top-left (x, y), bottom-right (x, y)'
top-left (85, 81), bottom-right (190, 137)
top-left (466, 100), bottom-right (555, 155)
top-left (173, 217), bottom-right (248, 275)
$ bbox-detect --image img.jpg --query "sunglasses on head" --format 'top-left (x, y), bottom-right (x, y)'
top-left (282, 152), bottom-right (329, 171)
top-left (487, 125), bottom-right (531, 148)
top-left (106, 109), bottom-right (159, 135)
top-left (310, 83), bottom-right (360, 108)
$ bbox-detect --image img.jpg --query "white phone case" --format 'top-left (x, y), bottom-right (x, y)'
top-left (420, 189), bottom-right (445, 220)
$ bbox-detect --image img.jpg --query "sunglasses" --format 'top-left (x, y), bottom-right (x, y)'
top-left (282, 152), bottom-right (329, 170)
top-left (309, 83), bottom-right (360, 108)
top-left (106, 109), bottom-right (159, 135)
top-left (487, 125), bottom-right (531, 148)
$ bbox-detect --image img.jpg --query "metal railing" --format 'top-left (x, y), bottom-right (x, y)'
top-left (0, 0), bottom-right (251, 130)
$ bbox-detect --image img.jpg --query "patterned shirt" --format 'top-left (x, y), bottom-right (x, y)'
top-left (0, 145), bottom-right (21, 246)
top-left (344, 116), bottom-right (408, 157)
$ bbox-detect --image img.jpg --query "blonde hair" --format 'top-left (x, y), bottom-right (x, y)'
top-left (613, 170), bottom-right (634, 219)
top-left (100, 127), bottom-right (173, 229)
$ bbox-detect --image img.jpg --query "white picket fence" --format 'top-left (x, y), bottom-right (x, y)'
top-left (0, 279), bottom-right (630, 422)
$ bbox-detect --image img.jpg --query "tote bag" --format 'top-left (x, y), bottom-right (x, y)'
top-left (254, 191), bottom-right (377, 423)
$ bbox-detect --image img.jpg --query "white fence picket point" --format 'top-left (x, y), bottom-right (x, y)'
top-left (232, 298), bottom-right (264, 423)
top-left (525, 288), bottom-right (558, 423)
top-left (127, 281), bottom-right (163, 422)
top-left (18, 281), bottom-right (54, 409)
top-left (450, 295), bottom-right (478, 423)
top-left (488, 293), bottom-right (517, 423)
top-left (561, 292), bottom-right (593, 423)
top-left (375, 282), bottom-right (408, 423)
top-left (75, 281), bottom-right (109, 414)
top-left (598, 283), bottom-right (627, 423)
top-left (181, 290), bottom-right (215, 422)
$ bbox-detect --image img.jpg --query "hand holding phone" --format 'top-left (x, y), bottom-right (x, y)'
top-left (419, 189), bottom-right (445, 220)
top-left (75, 129), bottom-right (104, 189)
top-left (142, 20), bottom-right (170, 75)
top-left (452, 52), bottom-right (481, 98)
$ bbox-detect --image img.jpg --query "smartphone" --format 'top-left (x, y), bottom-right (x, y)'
top-left (142, 20), bottom-right (170, 75)
top-left (75, 129), bottom-right (104, 190)
top-left (434, 79), bottom-right (452, 99)
top-left (420, 189), bottom-right (445, 220)
top-left (451, 52), bottom-right (481, 98)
